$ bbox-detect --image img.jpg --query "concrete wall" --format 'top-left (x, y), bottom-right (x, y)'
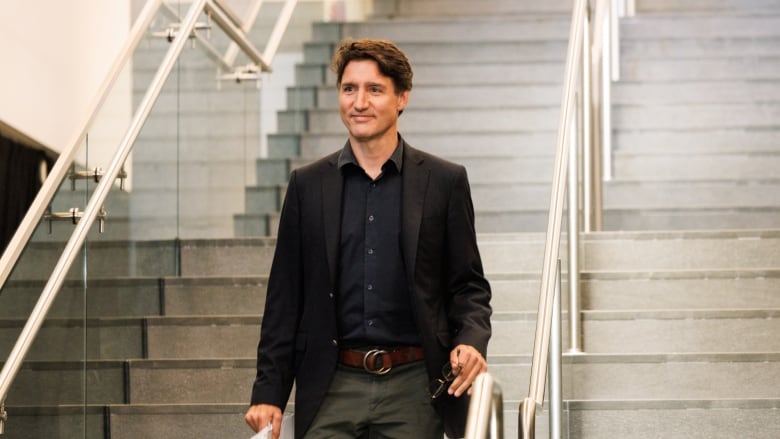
top-left (0, 0), bottom-right (132, 163)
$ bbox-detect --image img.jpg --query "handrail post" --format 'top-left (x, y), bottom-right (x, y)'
top-left (602, 0), bottom-right (614, 181)
top-left (569, 79), bottom-right (583, 355)
top-left (609, 0), bottom-right (620, 81)
top-left (549, 261), bottom-right (563, 438)
top-left (582, 3), bottom-right (601, 233)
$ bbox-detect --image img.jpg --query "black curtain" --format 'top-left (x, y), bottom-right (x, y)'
top-left (0, 135), bottom-right (52, 253)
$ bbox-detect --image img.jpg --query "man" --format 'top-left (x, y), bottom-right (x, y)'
top-left (245, 38), bottom-right (492, 439)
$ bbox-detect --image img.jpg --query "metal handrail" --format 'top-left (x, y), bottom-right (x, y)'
top-left (465, 373), bottom-right (505, 439)
top-left (465, 261), bottom-right (563, 439)
top-left (527, 0), bottom-right (588, 406)
top-left (519, 0), bottom-right (592, 436)
top-left (0, 0), bottom-right (297, 432)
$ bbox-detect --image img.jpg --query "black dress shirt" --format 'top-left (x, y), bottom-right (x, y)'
top-left (336, 142), bottom-right (421, 348)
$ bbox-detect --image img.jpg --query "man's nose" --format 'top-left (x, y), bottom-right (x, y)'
top-left (355, 89), bottom-right (369, 109)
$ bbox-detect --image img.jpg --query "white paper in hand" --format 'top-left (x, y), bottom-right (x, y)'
top-left (250, 423), bottom-right (273, 439)
top-left (250, 414), bottom-right (294, 439)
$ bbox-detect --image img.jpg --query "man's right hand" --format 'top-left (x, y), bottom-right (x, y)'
top-left (245, 404), bottom-right (283, 438)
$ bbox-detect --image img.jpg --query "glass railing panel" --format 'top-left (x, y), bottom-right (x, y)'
top-left (2, 1), bottom-right (321, 437)
top-left (0, 4), bottom-right (181, 437)
top-left (0, 134), bottom-right (94, 438)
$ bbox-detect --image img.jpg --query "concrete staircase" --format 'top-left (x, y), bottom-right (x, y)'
top-left (234, 8), bottom-right (572, 235)
top-left (2, 0), bottom-right (780, 438)
top-left (607, 1), bottom-right (780, 229)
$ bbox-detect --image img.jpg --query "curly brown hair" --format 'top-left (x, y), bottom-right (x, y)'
top-left (331, 38), bottom-right (413, 94)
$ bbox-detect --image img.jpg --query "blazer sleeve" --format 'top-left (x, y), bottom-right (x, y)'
top-left (250, 169), bottom-right (303, 408)
top-left (445, 166), bottom-right (492, 357)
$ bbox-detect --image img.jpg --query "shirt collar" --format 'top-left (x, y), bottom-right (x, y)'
top-left (338, 138), bottom-right (404, 174)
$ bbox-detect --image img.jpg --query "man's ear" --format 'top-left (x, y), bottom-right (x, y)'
top-left (397, 90), bottom-right (410, 113)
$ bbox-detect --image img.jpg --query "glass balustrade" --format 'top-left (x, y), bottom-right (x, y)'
top-left (0, 0), bottom-right (317, 436)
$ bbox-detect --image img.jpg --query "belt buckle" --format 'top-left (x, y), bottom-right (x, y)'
top-left (362, 349), bottom-right (391, 375)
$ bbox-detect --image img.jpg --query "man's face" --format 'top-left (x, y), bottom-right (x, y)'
top-left (338, 59), bottom-right (409, 144)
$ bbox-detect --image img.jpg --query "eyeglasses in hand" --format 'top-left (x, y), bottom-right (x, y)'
top-left (428, 363), bottom-right (460, 400)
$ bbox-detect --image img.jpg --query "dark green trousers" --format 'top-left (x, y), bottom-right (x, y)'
top-left (305, 361), bottom-right (445, 438)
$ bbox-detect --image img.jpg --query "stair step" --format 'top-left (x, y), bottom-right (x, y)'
top-left (612, 152), bottom-right (780, 180)
top-left (145, 317), bottom-right (260, 360)
top-left (3, 361), bottom-right (125, 405)
top-left (2, 405), bottom-right (106, 439)
top-left (604, 179), bottom-right (780, 208)
top-left (178, 238), bottom-right (276, 277)
top-left (556, 398), bottom-right (780, 438)
top-left (612, 80), bottom-right (780, 105)
top-left (0, 318), bottom-right (144, 361)
top-left (613, 128), bottom-right (780, 154)
top-left (621, 37), bottom-right (780, 59)
top-left (127, 359), bottom-right (254, 404)
top-left (0, 277), bottom-right (161, 319)
top-left (637, 0), bottom-right (780, 14)
top-left (581, 309), bottom-right (780, 353)
top-left (10, 240), bottom-right (178, 280)
top-left (107, 404), bottom-right (251, 439)
top-left (582, 269), bottom-right (780, 310)
top-left (604, 206), bottom-right (780, 231)
top-left (582, 230), bottom-right (780, 271)
top-left (620, 57), bottom-right (780, 81)
top-left (491, 352), bottom-right (780, 401)
top-left (621, 14), bottom-right (780, 38)
top-left (162, 276), bottom-right (267, 316)
top-left (613, 103), bottom-right (780, 130)
top-left (0, 276), bottom-right (267, 319)
top-left (494, 308), bottom-right (780, 355)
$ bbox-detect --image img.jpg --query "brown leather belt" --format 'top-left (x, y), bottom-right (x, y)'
top-left (338, 346), bottom-right (424, 375)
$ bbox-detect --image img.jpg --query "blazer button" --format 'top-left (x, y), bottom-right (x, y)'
top-left (331, 339), bottom-right (338, 347)
top-left (329, 292), bottom-right (335, 299)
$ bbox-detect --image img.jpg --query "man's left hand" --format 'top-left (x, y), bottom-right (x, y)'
top-left (447, 344), bottom-right (487, 397)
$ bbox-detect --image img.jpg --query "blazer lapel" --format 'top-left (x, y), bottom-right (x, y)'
top-left (401, 142), bottom-right (428, 284)
top-left (322, 153), bottom-right (343, 287)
